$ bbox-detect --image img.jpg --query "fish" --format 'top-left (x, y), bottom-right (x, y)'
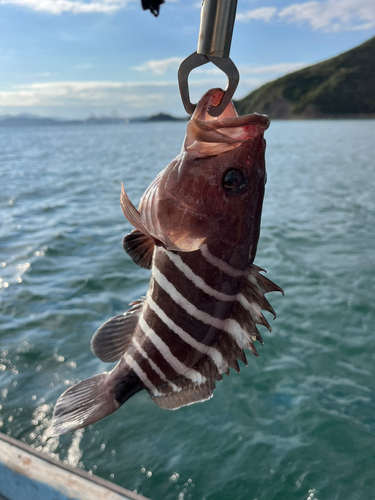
top-left (50, 88), bottom-right (283, 436)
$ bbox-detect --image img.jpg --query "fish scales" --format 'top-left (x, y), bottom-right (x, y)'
top-left (51, 88), bottom-right (283, 435)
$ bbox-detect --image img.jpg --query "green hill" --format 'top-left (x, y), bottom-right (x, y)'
top-left (235, 36), bottom-right (375, 119)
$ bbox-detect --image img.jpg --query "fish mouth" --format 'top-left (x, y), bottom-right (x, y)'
top-left (184, 88), bottom-right (269, 157)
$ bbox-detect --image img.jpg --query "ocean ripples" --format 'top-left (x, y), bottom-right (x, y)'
top-left (1, 121), bottom-right (375, 499)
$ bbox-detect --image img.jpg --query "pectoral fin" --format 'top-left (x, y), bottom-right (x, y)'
top-left (120, 184), bottom-right (155, 240)
top-left (120, 184), bottom-right (166, 251)
top-left (123, 230), bottom-right (154, 270)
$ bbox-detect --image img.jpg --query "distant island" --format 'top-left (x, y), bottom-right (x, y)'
top-left (0, 112), bottom-right (185, 128)
top-left (147, 113), bottom-right (185, 122)
top-left (235, 35), bottom-right (375, 119)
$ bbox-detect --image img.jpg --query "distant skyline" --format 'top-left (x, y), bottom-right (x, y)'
top-left (0, 0), bottom-right (374, 118)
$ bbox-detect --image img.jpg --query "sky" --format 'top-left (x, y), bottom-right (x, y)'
top-left (0, 0), bottom-right (374, 118)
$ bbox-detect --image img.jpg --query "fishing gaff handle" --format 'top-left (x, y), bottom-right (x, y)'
top-left (178, 0), bottom-right (240, 117)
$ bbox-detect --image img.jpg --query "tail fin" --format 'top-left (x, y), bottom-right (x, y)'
top-left (50, 372), bottom-right (119, 436)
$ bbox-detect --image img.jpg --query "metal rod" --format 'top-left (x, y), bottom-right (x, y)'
top-left (178, 0), bottom-right (240, 115)
top-left (197, 0), bottom-right (238, 58)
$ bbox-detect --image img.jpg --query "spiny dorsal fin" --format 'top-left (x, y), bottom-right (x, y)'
top-left (244, 265), bottom-right (283, 320)
top-left (218, 264), bottom-right (282, 361)
top-left (123, 230), bottom-right (154, 270)
top-left (91, 299), bottom-right (145, 363)
top-left (212, 329), bottom-right (251, 373)
top-left (248, 266), bottom-right (284, 296)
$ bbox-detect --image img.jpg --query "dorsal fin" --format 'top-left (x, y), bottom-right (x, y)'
top-left (234, 264), bottom-right (282, 347)
top-left (248, 266), bottom-right (284, 296)
top-left (243, 265), bottom-right (283, 319)
top-left (123, 230), bottom-right (155, 270)
top-left (91, 298), bottom-right (145, 363)
top-left (211, 264), bottom-right (282, 368)
top-left (212, 329), bottom-right (250, 373)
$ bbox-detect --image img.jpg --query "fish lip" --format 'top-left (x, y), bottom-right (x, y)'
top-left (184, 89), bottom-right (269, 155)
top-left (192, 87), bottom-right (270, 128)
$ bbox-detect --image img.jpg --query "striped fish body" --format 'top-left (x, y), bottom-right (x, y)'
top-left (125, 246), bottom-right (243, 402)
top-left (51, 89), bottom-right (283, 435)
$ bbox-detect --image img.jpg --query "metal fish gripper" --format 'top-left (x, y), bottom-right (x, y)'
top-left (178, 0), bottom-right (240, 117)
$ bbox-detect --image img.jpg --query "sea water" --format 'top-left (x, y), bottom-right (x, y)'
top-left (0, 120), bottom-right (374, 500)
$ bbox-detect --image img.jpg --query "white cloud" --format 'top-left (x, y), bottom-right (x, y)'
top-left (1, 78), bottom-right (265, 117)
top-left (133, 57), bottom-right (183, 75)
top-left (279, 0), bottom-right (375, 32)
top-left (195, 62), bottom-right (307, 76)
top-left (241, 62), bottom-right (308, 75)
top-left (0, 81), bottom-right (176, 107)
top-left (236, 7), bottom-right (277, 23)
top-left (0, 0), bottom-right (133, 15)
top-left (236, 0), bottom-right (375, 32)
top-left (0, 77), bottom-right (269, 116)
top-left (133, 57), bottom-right (307, 80)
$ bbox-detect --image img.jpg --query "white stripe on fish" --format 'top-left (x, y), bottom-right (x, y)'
top-left (124, 352), bottom-right (161, 396)
top-left (161, 247), bottom-right (238, 302)
top-left (162, 248), bottom-right (264, 325)
top-left (139, 315), bottom-right (206, 385)
top-left (200, 245), bottom-right (245, 277)
top-left (133, 338), bottom-right (181, 393)
top-left (147, 295), bottom-right (228, 374)
top-left (153, 264), bottom-right (251, 351)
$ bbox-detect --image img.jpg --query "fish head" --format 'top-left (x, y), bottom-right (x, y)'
top-left (139, 88), bottom-right (269, 266)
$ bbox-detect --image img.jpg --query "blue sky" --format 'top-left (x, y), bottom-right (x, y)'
top-left (0, 0), bottom-right (374, 118)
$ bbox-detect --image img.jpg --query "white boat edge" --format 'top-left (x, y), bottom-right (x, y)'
top-left (0, 432), bottom-right (151, 500)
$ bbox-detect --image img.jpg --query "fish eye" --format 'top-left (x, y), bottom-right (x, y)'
top-left (222, 169), bottom-right (247, 194)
